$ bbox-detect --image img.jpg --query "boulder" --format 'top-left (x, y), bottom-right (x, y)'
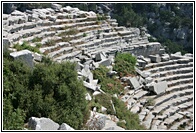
top-left (58, 123), bottom-right (74, 130)
top-left (28, 117), bottom-right (59, 130)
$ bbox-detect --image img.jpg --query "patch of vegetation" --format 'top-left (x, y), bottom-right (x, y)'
top-left (83, 33), bottom-right (87, 37)
top-left (3, 53), bottom-right (88, 130)
top-left (32, 37), bottom-right (42, 43)
top-left (97, 14), bottom-right (107, 21)
top-left (145, 98), bottom-right (155, 107)
top-left (113, 52), bottom-right (137, 77)
top-left (45, 40), bottom-right (56, 46)
top-left (112, 97), bottom-right (146, 130)
top-left (67, 28), bottom-right (79, 35)
top-left (93, 66), bottom-right (123, 95)
top-left (13, 41), bottom-right (40, 53)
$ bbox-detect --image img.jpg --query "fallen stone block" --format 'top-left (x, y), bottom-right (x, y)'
top-left (51, 3), bottom-right (62, 11)
top-left (127, 77), bottom-right (140, 90)
top-left (149, 81), bottom-right (168, 95)
top-left (58, 123), bottom-right (74, 130)
top-left (28, 117), bottom-right (59, 130)
top-left (85, 93), bottom-right (92, 101)
top-left (95, 52), bottom-right (107, 62)
top-left (87, 112), bottom-right (106, 130)
top-left (10, 50), bottom-right (34, 68)
top-left (33, 52), bottom-right (42, 62)
top-left (149, 54), bottom-right (161, 63)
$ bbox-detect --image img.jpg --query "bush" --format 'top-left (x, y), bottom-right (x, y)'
top-left (145, 98), bottom-right (155, 107)
top-left (3, 54), bottom-right (88, 130)
top-left (114, 52), bottom-right (137, 77)
top-left (93, 66), bottom-right (123, 94)
top-left (112, 97), bottom-right (146, 130)
top-left (13, 41), bottom-right (40, 53)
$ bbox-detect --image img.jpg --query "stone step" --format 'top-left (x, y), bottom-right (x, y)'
top-left (151, 67), bottom-right (193, 79)
top-left (166, 83), bottom-right (193, 93)
top-left (156, 72), bottom-right (193, 82)
top-left (141, 112), bottom-right (154, 129)
top-left (167, 78), bottom-right (193, 87)
top-left (169, 118), bottom-right (190, 130)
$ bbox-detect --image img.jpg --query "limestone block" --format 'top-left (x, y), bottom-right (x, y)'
top-left (28, 117), bottom-right (59, 130)
top-left (149, 54), bottom-right (161, 63)
top-left (85, 93), bottom-right (92, 101)
top-left (10, 50), bottom-right (34, 68)
top-left (87, 112), bottom-right (106, 130)
top-left (33, 52), bottom-right (42, 62)
top-left (150, 81), bottom-right (168, 95)
top-left (127, 77), bottom-right (140, 90)
top-left (3, 38), bottom-right (11, 53)
top-left (51, 3), bottom-right (62, 11)
top-left (58, 123), bottom-right (74, 130)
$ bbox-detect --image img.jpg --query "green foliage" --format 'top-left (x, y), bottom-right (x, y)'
top-left (97, 14), bottom-right (106, 21)
top-left (145, 98), bottom-right (155, 107)
top-left (3, 53), bottom-right (88, 130)
top-left (13, 41), bottom-right (40, 53)
top-left (93, 66), bottom-right (123, 94)
top-left (112, 97), bottom-right (146, 130)
top-left (158, 37), bottom-right (186, 55)
top-left (83, 33), bottom-right (87, 37)
top-left (112, 3), bottom-right (144, 27)
top-left (94, 94), bottom-right (115, 115)
top-left (114, 52), bottom-right (137, 77)
top-left (32, 37), bottom-right (42, 43)
top-left (45, 40), bottom-right (56, 46)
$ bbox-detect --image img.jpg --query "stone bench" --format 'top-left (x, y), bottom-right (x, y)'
top-left (169, 119), bottom-right (190, 130)
top-left (141, 112), bottom-right (154, 129)
top-left (163, 113), bottom-right (183, 126)
top-left (151, 67), bottom-right (193, 79)
top-left (167, 78), bottom-right (193, 87)
top-left (48, 47), bottom-right (73, 58)
top-left (54, 51), bottom-right (81, 62)
top-left (157, 72), bottom-right (193, 82)
top-left (166, 83), bottom-right (193, 92)
top-left (145, 60), bottom-right (178, 70)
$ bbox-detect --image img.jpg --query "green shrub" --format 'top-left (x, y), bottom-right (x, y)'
top-left (114, 52), bottom-right (137, 77)
top-left (3, 55), bottom-right (89, 130)
top-left (93, 66), bottom-right (123, 94)
top-left (32, 37), bottom-right (42, 43)
top-left (45, 40), bottom-right (55, 46)
top-left (112, 97), bottom-right (146, 130)
top-left (13, 42), bottom-right (40, 53)
top-left (145, 98), bottom-right (155, 107)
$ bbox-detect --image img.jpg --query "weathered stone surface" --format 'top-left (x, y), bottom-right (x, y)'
top-left (3, 38), bottom-right (10, 52)
top-left (10, 50), bottom-right (34, 68)
top-left (28, 117), bottom-right (59, 130)
top-left (127, 77), bottom-right (140, 90)
top-left (149, 54), bottom-right (161, 63)
top-left (149, 81), bottom-right (168, 95)
top-left (95, 52), bottom-right (107, 62)
top-left (102, 120), bottom-right (125, 130)
top-left (51, 3), bottom-right (62, 11)
top-left (85, 93), bottom-right (92, 101)
top-left (58, 123), bottom-right (74, 130)
top-left (87, 112), bottom-right (106, 130)
top-left (33, 52), bottom-right (42, 62)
